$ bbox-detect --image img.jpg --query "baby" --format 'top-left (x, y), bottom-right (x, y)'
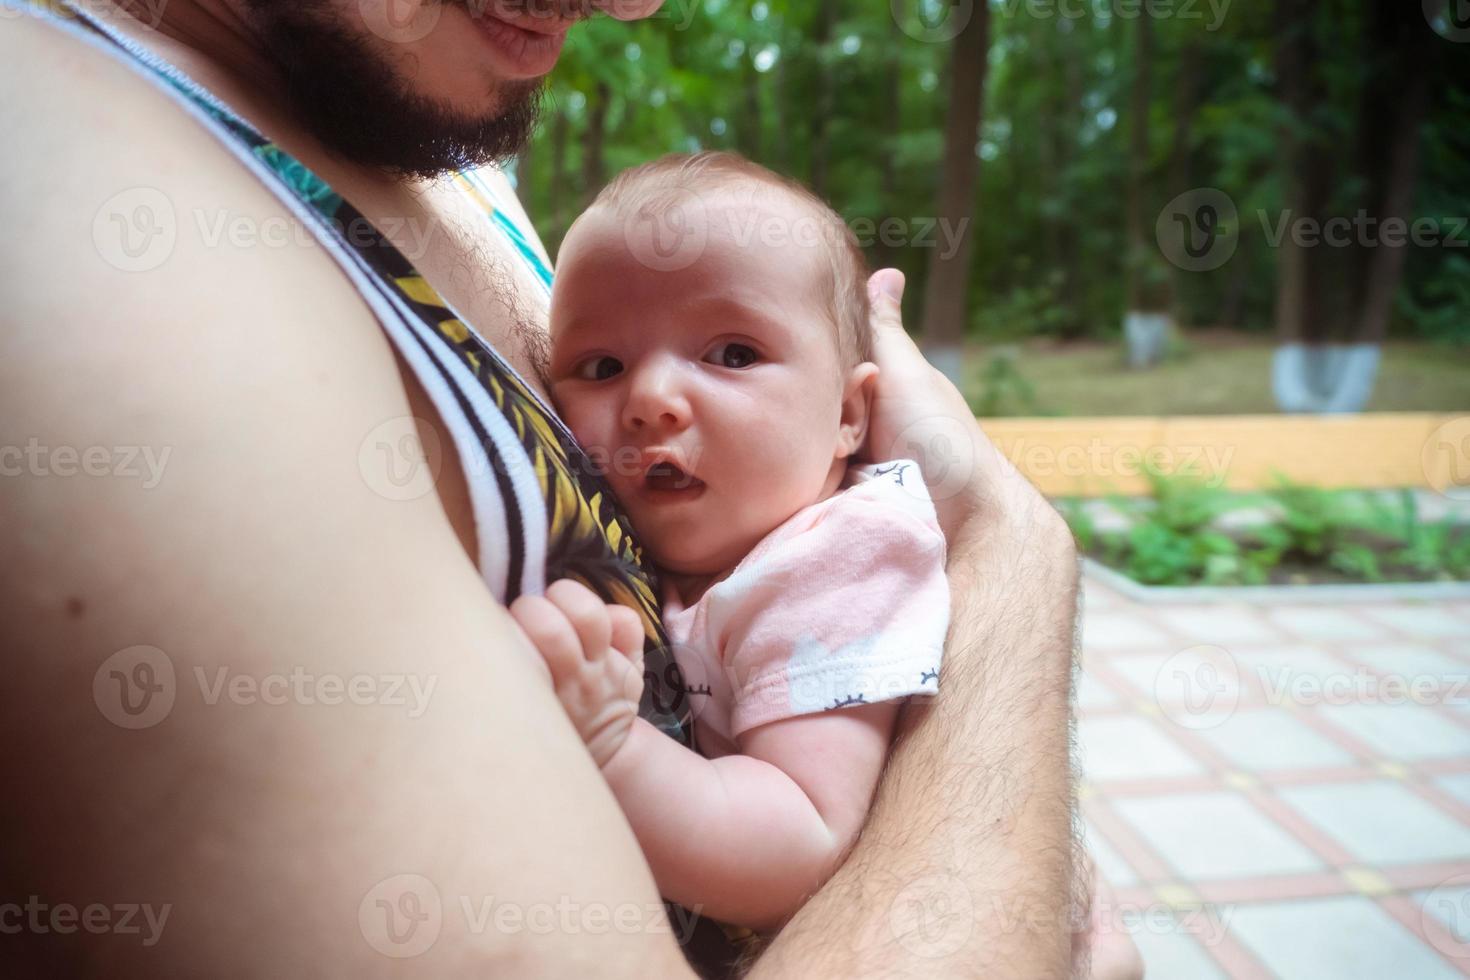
top-left (510, 152), bottom-right (951, 931)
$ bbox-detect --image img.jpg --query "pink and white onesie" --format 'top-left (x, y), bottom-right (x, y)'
top-left (661, 459), bottom-right (950, 758)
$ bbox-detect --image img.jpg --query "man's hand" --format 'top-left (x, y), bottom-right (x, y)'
top-left (510, 580), bottom-right (647, 769)
top-left (751, 268), bottom-right (1081, 978)
top-left (859, 268), bottom-right (993, 539)
top-left (861, 267), bottom-right (1071, 554)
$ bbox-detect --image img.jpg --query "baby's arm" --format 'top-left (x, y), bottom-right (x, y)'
top-left (510, 580), bottom-right (897, 932)
top-left (605, 700), bottom-right (898, 932)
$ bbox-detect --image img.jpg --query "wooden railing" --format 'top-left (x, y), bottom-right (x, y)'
top-left (980, 412), bottom-right (1467, 497)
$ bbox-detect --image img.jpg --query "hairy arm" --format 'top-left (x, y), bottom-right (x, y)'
top-left (748, 276), bottom-right (1081, 978)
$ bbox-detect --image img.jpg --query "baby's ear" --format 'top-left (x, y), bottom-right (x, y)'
top-left (835, 361), bottom-right (880, 459)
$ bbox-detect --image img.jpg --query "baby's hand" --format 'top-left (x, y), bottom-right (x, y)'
top-left (509, 579), bottom-right (647, 769)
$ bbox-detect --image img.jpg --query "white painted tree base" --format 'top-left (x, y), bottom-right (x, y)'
top-left (1123, 310), bottom-right (1173, 368)
top-left (922, 343), bottom-right (965, 388)
top-left (1271, 343), bottom-right (1382, 414)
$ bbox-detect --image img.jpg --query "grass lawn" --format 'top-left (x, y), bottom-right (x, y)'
top-left (958, 330), bottom-right (1470, 417)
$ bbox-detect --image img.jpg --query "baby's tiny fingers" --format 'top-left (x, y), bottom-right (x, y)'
top-left (508, 595), bottom-right (584, 679)
top-left (545, 578), bottom-right (612, 660)
top-left (606, 604), bottom-right (646, 660)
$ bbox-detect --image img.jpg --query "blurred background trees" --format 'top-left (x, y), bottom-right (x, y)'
top-left (515, 0), bottom-right (1470, 413)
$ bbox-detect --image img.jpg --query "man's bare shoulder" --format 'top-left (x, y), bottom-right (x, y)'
top-left (0, 8), bottom-right (375, 344)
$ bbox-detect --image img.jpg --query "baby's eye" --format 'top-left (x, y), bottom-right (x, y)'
top-left (707, 342), bottom-right (760, 369)
top-left (574, 356), bottom-right (623, 381)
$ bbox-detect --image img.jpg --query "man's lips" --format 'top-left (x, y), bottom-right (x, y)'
top-left (464, 6), bottom-right (570, 75)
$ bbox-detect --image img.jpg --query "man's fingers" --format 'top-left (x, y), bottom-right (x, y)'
top-left (866, 268), bottom-right (928, 373)
top-left (866, 268), bottom-right (906, 334)
top-left (544, 579), bottom-right (612, 659)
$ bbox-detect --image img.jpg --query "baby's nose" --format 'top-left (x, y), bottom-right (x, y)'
top-left (622, 366), bottom-right (690, 432)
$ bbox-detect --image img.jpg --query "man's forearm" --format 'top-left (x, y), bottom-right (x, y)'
top-left (752, 487), bottom-right (1080, 978)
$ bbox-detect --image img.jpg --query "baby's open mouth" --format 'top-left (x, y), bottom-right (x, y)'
top-left (644, 461), bottom-right (704, 493)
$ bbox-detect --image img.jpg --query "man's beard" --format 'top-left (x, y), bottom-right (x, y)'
top-left (244, 1), bottom-right (544, 180)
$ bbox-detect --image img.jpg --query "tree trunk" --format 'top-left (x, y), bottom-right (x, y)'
top-left (1353, 0), bottom-right (1436, 343)
top-left (1167, 37), bottom-right (1205, 327)
top-left (739, 52), bottom-right (764, 161)
top-left (549, 107), bottom-right (570, 243)
top-left (580, 81), bottom-right (610, 208)
top-left (1039, 17), bottom-right (1084, 338)
top-left (872, 45), bottom-right (903, 273)
top-left (809, 0), bottom-right (838, 197)
top-left (918, 4), bottom-right (992, 383)
top-left (1122, 12), bottom-right (1172, 367)
top-left (1123, 11), bottom-right (1155, 313)
top-left (1060, 21), bottom-right (1088, 335)
top-left (1219, 238), bottom-right (1251, 328)
top-left (514, 131), bottom-right (533, 209)
top-left (773, 35), bottom-right (791, 173)
top-left (1272, 0), bottom-right (1330, 344)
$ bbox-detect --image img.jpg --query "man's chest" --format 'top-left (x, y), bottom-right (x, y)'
top-left (332, 170), bottom-right (557, 401)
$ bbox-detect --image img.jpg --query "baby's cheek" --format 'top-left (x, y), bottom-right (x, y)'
top-left (555, 395), bottom-right (611, 472)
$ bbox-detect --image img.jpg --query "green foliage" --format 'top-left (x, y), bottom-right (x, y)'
top-left (1063, 474), bottom-right (1470, 587)
top-left (1399, 255), bottom-right (1470, 348)
top-left (519, 1), bottom-right (1469, 346)
top-left (1265, 477), bottom-right (1355, 560)
top-left (973, 279), bottom-right (1078, 340)
top-left (1364, 490), bottom-right (1470, 581)
top-left (1137, 464), bottom-right (1236, 536)
top-left (969, 348), bottom-right (1047, 418)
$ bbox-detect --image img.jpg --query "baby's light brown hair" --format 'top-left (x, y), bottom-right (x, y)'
top-left (589, 151), bottom-right (875, 370)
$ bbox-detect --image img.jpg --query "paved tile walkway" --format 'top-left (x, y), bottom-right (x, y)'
top-left (1077, 571), bottom-right (1470, 978)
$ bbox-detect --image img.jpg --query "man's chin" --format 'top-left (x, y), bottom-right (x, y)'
top-left (247, 1), bottom-right (545, 180)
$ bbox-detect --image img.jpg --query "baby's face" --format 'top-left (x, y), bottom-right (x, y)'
top-left (548, 198), bottom-right (869, 577)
